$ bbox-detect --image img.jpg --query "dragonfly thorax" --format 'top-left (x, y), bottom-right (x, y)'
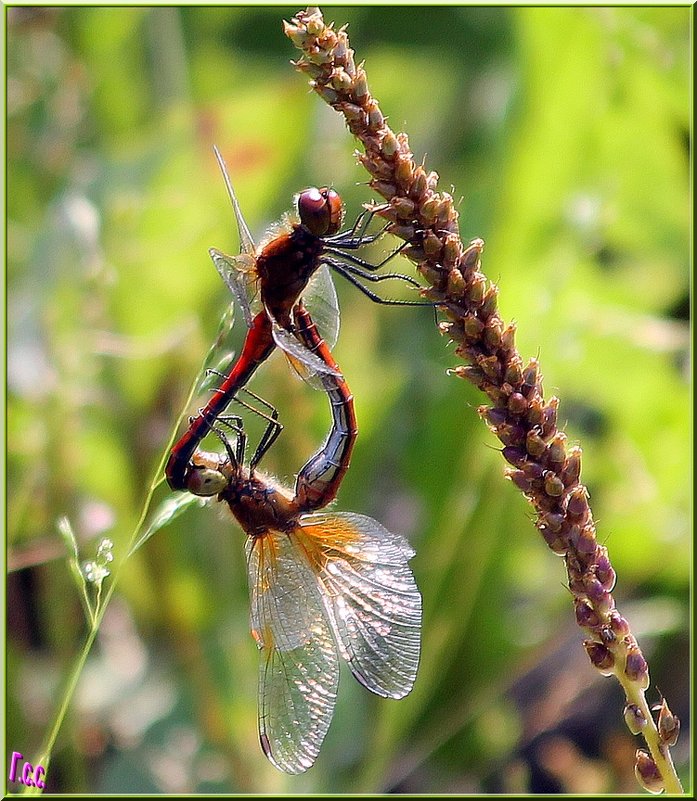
top-left (256, 224), bottom-right (327, 328)
top-left (221, 470), bottom-right (297, 538)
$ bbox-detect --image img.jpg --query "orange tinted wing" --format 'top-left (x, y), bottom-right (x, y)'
top-left (246, 530), bottom-right (339, 774)
top-left (294, 512), bottom-right (422, 700)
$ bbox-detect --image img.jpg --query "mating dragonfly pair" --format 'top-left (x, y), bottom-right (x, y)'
top-left (166, 147), bottom-right (428, 774)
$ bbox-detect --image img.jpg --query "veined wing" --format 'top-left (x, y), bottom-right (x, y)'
top-left (213, 145), bottom-right (255, 256)
top-left (267, 264), bottom-right (341, 386)
top-left (209, 247), bottom-right (259, 329)
top-left (279, 263), bottom-right (341, 389)
top-left (246, 530), bottom-right (339, 774)
top-left (205, 259), bottom-right (340, 384)
top-left (270, 317), bottom-right (341, 381)
top-left (210, 146), bottom-right (261, 327)
top-left (302, 263), bottom-right (339, 352)
top-left (294, 512), bottom-right (422, 700)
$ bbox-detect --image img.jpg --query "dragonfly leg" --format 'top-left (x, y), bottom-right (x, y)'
top-left (323, 238), bottom-right (410, 270)
top-left (324, 257), bottom-right (439, 308)
top-left (214, 414), bottom-right (246, 468)
top-left (197, 381), bottom-right (284, 474)
top-left (212, 402), bottom-right (280, 473)
top-left (325, 258), bottom-right (424, 291)
top-left (197, 403), bottom-right (244, 462)
top-left (339, 206), bottom-right (373, 240)
top-left (231, 389), bottom-right (284, 471)
top-left (249, 414), bottom-right (282, 472)
top-left (329, 205), bottom-right (376, 242)
top-left (325, 204), bottom-right (391, 249)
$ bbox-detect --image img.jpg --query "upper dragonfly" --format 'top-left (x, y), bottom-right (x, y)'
top-left (166, 147), bottom-right (428, 492)
top-left (186, 303), bottom-right (422, 774)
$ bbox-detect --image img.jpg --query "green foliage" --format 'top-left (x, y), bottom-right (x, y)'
top-left (7, 6), bottom-right (689, 794)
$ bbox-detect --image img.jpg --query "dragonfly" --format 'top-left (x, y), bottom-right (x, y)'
top-left (186, 303), bottom-right (422, 774)
top-left (166, 146), bottom-right (430, 492)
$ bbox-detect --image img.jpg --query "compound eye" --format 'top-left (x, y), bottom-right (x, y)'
top-left (186, 465), bottom-right (228, 497)
top-left (297, 187), bottom-right (330, 236)
top-left (323, 188), bottom-right (343, 235)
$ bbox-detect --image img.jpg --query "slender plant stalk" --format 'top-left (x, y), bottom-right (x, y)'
top-left (24, 482), bottom-right (168, 795)
top-left (284, 7), bottom-right (683, 794)
top-left (24, 320), bottom-right (228, 794)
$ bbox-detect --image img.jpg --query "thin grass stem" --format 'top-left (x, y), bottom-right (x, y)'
top-left (27, 311), bottom-right (233, 791)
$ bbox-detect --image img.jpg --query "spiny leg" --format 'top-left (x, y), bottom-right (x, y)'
top-left (325, 258), bottom-right (439, 308)
top-left (327, 203), bottom-right (387, 247)
top-left (201, 371), bottom-right (283, 471)
top-left (209, 418), bottom-right (244, 470)
top-left (323, 238), bottom-right (410, 271)
top-left (325, 258), bottom-right (424, 291)
top-left (240, 389), bottom-right (283, 471)
top-left (203, 370), bottom-right (283, 446)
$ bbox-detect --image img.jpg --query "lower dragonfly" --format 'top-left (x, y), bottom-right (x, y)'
top-left (186, 303), bottom-right (422, 774)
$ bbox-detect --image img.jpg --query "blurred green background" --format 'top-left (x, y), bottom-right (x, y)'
top-left (7, 6), bottom-right (690, 794)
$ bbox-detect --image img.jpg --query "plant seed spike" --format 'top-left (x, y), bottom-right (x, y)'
top-left (284, 6), bottom-right (683, 794)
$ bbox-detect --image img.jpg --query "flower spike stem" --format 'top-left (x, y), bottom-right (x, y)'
top-left (285, 6), bottom-right (683, 794)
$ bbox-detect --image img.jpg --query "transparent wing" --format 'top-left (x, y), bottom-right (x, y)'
top-left (209, 247), bottom-right (260, 329)
top-left (213, 145), bottom-right (255, 256)
top-left (283, 264), bottom-right (340, 389)
top-left (246, 530), bottom-right (339, 774)
top-left (210, 146), bottom-right (262, 327)
top-left (302, 264), bottom-right (340, 351)
top-left (295, 512), bottom-right (422, 699)
top-left (270, 317), bottom-right (341, 382)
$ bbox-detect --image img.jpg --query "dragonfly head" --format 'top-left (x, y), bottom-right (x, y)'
top-left (297, 187), bottom-right (343, 237)
top-left (186, 450), bottom-right (231, 497)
